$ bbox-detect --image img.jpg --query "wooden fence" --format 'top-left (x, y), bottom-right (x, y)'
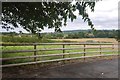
top-left (0, 43), bottom-right (118, 67)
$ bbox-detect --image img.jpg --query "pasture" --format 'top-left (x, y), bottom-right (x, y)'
top-left (51, 38), bottom-right (118, 43)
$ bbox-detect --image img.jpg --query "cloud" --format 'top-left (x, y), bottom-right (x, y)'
top-left (41, 0), bottom-right (119, 32)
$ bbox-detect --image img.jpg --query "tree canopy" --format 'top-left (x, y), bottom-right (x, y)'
top-left (2, 2), bottom-right (95, 33)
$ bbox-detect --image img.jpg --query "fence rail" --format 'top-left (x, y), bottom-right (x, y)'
top-left (1, 43), bottom-right (118, 68)
top-left (1, 43), bottom-right (117, 46)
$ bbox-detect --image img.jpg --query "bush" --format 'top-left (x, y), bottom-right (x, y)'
top-left (2, 35), bottom-right (53, 43)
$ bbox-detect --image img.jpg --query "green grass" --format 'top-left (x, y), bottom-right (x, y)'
top-left (2, 44), bottom-right (118, 65)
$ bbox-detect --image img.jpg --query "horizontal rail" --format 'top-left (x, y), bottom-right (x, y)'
top-left (1, 52), bottom-right (84, 61)
top-left (1, 43), bottom-right (117, 46)
top-left (1, 54), bottom-right (118, 67)
top-left (1, 50), bottom-right (118, 61)
top-left (1, 43), bottom-right (118, 68)
top-left (2, 47), bottom-right (118, 53)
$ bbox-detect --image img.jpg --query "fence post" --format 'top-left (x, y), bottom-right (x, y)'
top-left (34, 44), bottom-right (37, 62)
top-left (63, 44), bottom-right (65, 54)
top-left (63, 44), bottom-right (65, 64)
top-left (84, 44), bottom-right (86, 61)
top-left (112, 44), bottom-right (114, 54)
top-left (100, 44), bottom-right (101, 55)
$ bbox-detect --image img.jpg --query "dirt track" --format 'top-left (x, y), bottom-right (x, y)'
top-left (2, 56), bottom-right (119, 78)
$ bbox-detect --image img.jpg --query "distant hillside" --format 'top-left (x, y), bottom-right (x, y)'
top-left (61, 30), bottom-right (118, 35)
top-left (62, 29), bottom-right (92, 33)
top-left (45, 29), bottom-right (118, 39)
top-left (1, 29), bottom-right (117, 34)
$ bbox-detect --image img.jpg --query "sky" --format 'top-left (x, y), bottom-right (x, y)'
top-left (0, 0), bottom-right (119, 33)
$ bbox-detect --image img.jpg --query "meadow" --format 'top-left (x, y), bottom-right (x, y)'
top-left (51, 38), bottom-right (118, 43)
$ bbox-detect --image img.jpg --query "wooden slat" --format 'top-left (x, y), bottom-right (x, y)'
top-left (1, 52), bottom-right (85, 61)
top-left (86, 50), bottom-right (118, 53)
top-left (1, 43), bottom-right (116, 46)
top-left (1, 43), bottom-right (36, 46)
top-left (1, 54), bottom-right (118, 67)
top-left (2, 47), bottom-right (86, 53)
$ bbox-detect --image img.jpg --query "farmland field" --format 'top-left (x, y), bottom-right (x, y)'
top-left (51, 38), bottom-right (118, 43)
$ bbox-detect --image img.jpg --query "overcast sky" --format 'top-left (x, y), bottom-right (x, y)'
top-left (1, 0), bottom-right (119, 33)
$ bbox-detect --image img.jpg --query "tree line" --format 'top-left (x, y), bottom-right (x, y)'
top-left (40, 30), bottom-right (119, 39)
top-left (1, 29), bottom-right (119, 43)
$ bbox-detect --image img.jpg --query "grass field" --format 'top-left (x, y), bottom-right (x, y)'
top-left (2, 43), bottom-right (118, 65)
top-left (51, 38), bottom-right (118, 43)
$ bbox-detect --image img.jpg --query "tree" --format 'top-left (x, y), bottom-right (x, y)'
top-left (78, 32), bottom-right (85, 38)
top-left (19, 31), bottom-right (22, 34)
top-left (2, 2), bottom-right (96, 33)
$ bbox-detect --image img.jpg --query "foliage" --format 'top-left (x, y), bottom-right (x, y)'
top-left (2, 2), bottom-right (95, 33)
top-left (41, 30), bottom-right (118, 39)
top-left (1, 30), bottom-right (118, 43)
top-left (2, 35), bottom-right (53, 43)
